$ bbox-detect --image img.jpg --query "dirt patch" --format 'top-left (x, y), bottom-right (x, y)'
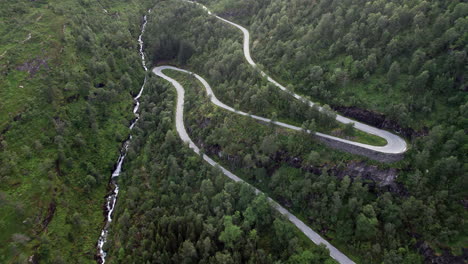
top-left (41, 200), bottom-right (56, 232)
top-left (16, 57), bottom-right (49, 77)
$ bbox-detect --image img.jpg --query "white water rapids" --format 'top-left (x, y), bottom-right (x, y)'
top-left (96, 10), bottom-right (150, 264)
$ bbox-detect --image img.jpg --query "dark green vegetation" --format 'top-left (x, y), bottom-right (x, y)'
top-left (144, 1), bottom-right (387, 147)
top-left (203, 0), bottom-right (467, 130)
top-left (146, 0), bottom-right (466, 263)
top-left (168, 70), bottom-right (354, 165)
top-left (169, 70), bottom-right (410, 264)
top-left (1, 0), bottom-right (466, 263)
top-left (0, 0), bottom-right (153, 262)
top-left (105, 75), bottom-right (337, 263)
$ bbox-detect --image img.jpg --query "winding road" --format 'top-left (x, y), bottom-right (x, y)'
top-left (151, 2), bottom-right (409, 263)
top-left (183, 0), bottom-right (408, 154)
top-left (153, 66), bottom-right (355, 264)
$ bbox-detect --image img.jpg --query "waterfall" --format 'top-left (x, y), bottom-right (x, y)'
top-left (96, 10), bottom-right (150, 264)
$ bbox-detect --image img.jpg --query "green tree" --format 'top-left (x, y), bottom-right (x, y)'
top-left (412, 70), bottom-right (429, 93)
top-left (309, 66), bottom-right (323, 82)
top-left (355, 212), bottom-right (377, 242)
top-left (120, 72), bottom-right (132, 91)
top-left (288, 250), bottom-right (316, 264)
top-left (219, 216), bottom-right (242, 249)
top-left (273, 219), bottom-right (294, 249)
top-left (306, 151), bottom-right (320, 166)
top-left (260, 135), bottom-right (278, 156)
top-left (343, 122), bottom-right (355, 136)
top-left (83, 175), bottom-right (96, 193)
top-left (179, 240), bottom-right (198, 264)
top-left (387, 61), bottom-right (400, 85)
top-left (177, 41), bottom-right (194, 65)
top-left (366, 53), bottom-right (377, 73)
top-left (409, 49), bottom-right (426, 74)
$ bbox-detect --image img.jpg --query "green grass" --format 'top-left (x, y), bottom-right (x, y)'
top-left (0, 0), bottom-right (149, 262)
top-left (352, 129), bottom-right (388, 146)
top-left (0, 3), bottom-right (64, 119)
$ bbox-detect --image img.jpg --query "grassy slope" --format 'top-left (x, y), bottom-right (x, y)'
top-left (0, 0), bottom-right (149, 262)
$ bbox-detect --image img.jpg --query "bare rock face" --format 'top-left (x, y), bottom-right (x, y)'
top-left (316, 136), bottom-right (404, 163)
top-left (275, 151), bottom-right (406, 195)
top-left (16, 57), bottom-right (49, 77)
top-left (201, 138), bottom-right (405, 194)
top-left (333, 161), bottom-right (398, 187)
top-left (325, 162), bottom-right (404, 195)
top-left (416, 241), bottom-right (468, 264)
top-left (332, 105), bottom-right (428, 139)
top-left (28, 255), bottom-right (38, 264)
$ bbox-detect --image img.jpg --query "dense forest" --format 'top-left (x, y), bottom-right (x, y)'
top-left (144, 1), bottom-right (386, 146)
top-left (201, 0), bottom-right (466, 129)
top-left (104, 75), bottom-right (337, 263)
top-left (0, 0), bottom-right (466, 263)
top-left (138, 0), bottom-right (466, 263)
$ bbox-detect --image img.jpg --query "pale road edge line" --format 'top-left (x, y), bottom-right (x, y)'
top-left (153, 66), bottom-right (356, 264)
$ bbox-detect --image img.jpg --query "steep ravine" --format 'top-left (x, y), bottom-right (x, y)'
top-left (95, 10), bottom-right (150, 264)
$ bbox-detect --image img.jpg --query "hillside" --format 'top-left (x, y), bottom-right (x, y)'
top-left (0, 0), bottom-right (152, 262)
top-left (0, 0), bottom-right (466, 263)
top-left (139, 0), bottom-right (466, 263)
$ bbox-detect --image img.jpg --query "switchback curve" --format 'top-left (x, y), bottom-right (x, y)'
top-left (183, 0), bottom-right (408, 155)
top-left (153, 65), bottom-right (356, 264)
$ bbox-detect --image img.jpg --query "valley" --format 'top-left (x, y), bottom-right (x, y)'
top-left (0, 0), bottom-right (466, 263)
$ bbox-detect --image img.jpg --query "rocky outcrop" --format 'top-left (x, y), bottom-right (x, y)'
top-left (41, 200), bottom-right (56, 232)
top-left (416, 241), bottom-right (467, 264)
top-left (331, 162), bottom-right (406, 196)
top-left (275, 151), bottom-right (406, 195)
top-left (316, 135), bottom-right (404, 163)
top-left (334, 161), bottom-right (397, 186)
top-left (16, 57), bottom-right (49, 77)
top-left (332, 105), bottom-right (428, 139)
top-left (201, 140), bottom-right (405, 194)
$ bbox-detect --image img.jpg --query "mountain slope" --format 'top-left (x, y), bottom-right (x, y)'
top-left (0, 0), bottom-right (153, 262)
